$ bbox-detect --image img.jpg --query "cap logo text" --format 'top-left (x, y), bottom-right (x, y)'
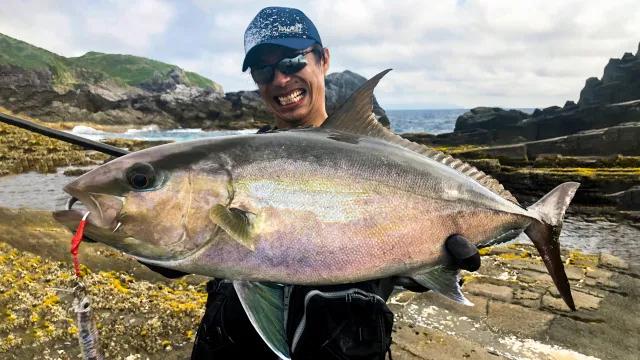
top-left (277, 23), bottom-right (303, 34)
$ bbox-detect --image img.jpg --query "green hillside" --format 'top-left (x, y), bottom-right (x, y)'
top-left (0, 33), bottom-right (81, 85)
top-left (0, 33), bottom-right (220, 90)
top-left (70, 51), bottom-right (217, 89)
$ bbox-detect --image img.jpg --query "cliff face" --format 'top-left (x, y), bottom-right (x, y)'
top-left (443, 42), bottom-right (640, 146)
top-left (579, 43), bottom-right (640, 107)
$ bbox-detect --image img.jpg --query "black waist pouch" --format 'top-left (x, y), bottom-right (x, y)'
top-left (287, 286), bottom-right (394, 360)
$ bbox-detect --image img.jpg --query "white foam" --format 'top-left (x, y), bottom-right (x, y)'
top-left (125, 125), bottom-right (160, 133)
top-left (71, 125), bottom-right (104, 134)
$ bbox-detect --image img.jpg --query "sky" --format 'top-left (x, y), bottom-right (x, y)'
top-left (0, 0), bottom-right (638, 109)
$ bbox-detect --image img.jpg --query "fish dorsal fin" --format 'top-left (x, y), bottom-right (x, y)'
top-left (321, 69), bottom-right (519, 204)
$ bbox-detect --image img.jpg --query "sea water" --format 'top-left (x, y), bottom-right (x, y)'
top-left (68, 109), bottom-right (468, 142)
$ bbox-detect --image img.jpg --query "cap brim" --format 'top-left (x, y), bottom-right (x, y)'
top-left (242, 38), bottom-right (318, 71)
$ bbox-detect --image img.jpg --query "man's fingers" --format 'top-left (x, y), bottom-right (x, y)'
top-left (445, 234), bottom-right (481, 272)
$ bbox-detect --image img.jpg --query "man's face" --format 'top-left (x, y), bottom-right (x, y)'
top-left (252, 45), bottom-right (330, 128)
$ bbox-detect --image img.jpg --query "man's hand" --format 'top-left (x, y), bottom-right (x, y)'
top-left (445, 234), bottom-right (481, 272)
top-left (393, 234), bottom-right (480, 292)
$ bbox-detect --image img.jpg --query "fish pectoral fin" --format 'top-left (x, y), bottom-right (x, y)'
top-left (234, 281), bottom-right (291, 360)
top-left (410, 266), bottom-right (473, 306)
top-left (209, 204), bottom-right (257, 251)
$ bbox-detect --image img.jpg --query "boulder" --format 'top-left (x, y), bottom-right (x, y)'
top-left (454, 107), bottom-right (529, 132)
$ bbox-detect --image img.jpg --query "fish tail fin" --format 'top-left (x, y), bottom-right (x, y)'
top-left (525, 182), bottom-right (580, 311)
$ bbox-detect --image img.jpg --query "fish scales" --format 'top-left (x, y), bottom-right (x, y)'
top-left (148, 131), bottom-right (532, 284)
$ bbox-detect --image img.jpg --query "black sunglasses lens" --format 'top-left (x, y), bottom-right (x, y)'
top-left (251, 66), bottom-right (274, 84)
top-left (251, 54), bottom-right (308, 84)
top-left (278, 55), bottom-right (307, 75)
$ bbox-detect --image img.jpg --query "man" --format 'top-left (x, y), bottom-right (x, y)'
top-left (188, 7), bottom-right (481, 359)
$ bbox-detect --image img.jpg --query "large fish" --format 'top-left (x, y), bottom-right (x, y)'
top-left (54, 70), bottom-right (579, 359)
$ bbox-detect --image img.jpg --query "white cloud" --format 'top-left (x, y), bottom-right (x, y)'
top-left (0, 1), bottom-right (76, 55)
top-left (84, 0), bottom-right (175, 54)
top-left (0, 0), bottom-right (638, 108)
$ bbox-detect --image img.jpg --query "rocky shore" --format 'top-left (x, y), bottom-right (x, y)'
top-left (0, 207), bottom-right (636, 359)
top-left (391, 244), bottom-right (639, 360)
top-left (0, 125), bottom-right (637, 358)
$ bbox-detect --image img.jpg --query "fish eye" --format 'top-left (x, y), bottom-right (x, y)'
top-left (126, 163), bottom-right (157, 191)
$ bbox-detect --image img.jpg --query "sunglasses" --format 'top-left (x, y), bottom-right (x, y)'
top-left (250, 49), bottom-right (314, 85)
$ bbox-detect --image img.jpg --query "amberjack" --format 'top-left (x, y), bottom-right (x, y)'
top-left (55, 70), bottom-right (579, 359)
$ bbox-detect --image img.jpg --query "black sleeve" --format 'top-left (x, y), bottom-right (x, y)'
top-left (191, 280), bottom-right (278, 359)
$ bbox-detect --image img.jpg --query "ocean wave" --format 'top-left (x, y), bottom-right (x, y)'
top-left (165, 128), bottom-right (205, 133)
top-left (71, 125), bottom-right (105, 134)
top-left (125, 125), bottom-right (160, 133)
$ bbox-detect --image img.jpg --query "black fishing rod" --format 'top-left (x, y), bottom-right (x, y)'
top-left (0, 111), bottom-right (129, 157)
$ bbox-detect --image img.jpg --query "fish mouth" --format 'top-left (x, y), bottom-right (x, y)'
top-left (55, 186), bottom-right (125, 237)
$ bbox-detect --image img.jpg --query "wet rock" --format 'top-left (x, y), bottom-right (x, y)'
top-left (600, 253), bottom-right (629, 270)
top-left (543, 289), bottom-right (602, 312)
top-left (454, 107), bottom-right (529, 133)
top-left (584, 277), bottom-right (620, 290)
top-left (517, 270), bottom-right (553, 285)
top-left (464, 283), bottom-right (513, 303)
top-left (391, 325), bottom-right (497, 360)
top-left (62, 168), bottom-right (89, 176)
top-left (585, 267), bottom-right (614, 280)
top-left (564, 266), bottom-right (585, 281)
top-left (486, 301), bottom-right (554, 336)
top-left (514, 289), bottom-right (541, 301)
top-left (605, 185), bottom-right (640, 210)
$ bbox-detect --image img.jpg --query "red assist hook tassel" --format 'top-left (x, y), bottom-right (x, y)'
top-left (70, 212), bottom-right (90, 278)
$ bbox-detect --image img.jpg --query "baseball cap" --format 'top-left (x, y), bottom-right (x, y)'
top-left (242, 7), bottom-right (323, 71)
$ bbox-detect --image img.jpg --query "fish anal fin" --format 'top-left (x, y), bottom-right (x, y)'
top-left (410, 266), bottom-right (473, 306)
top-left (209, 204), bottom-right (257, 250)
top-left (234, 281), bottom-right (291, 360)
top-left (321, 69), bottom-right (518, 204)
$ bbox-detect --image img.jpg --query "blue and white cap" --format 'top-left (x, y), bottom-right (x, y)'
top-left (242, 7), bottom-right (322, 71)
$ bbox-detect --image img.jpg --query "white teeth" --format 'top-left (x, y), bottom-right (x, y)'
top-left (278, 89), bottom-right (304, 105)
top-left (113, 222), bottom-right (122, 233)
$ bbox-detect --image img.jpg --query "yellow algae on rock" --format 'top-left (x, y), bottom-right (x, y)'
top-left (0, 240), bottom-right (207, 357)
top-left (567, 250), bottom-right (599, 267)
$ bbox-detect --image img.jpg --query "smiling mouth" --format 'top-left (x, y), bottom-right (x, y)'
top-left (275, 88), bottom-right (306, 106)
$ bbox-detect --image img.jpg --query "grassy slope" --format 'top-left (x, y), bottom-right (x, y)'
top-left (0, 33), bottom-right (78, 85)
top-left (70, 51), bottom-right (218, 89)
top-left (0, 33), bottom-right (220, 90)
